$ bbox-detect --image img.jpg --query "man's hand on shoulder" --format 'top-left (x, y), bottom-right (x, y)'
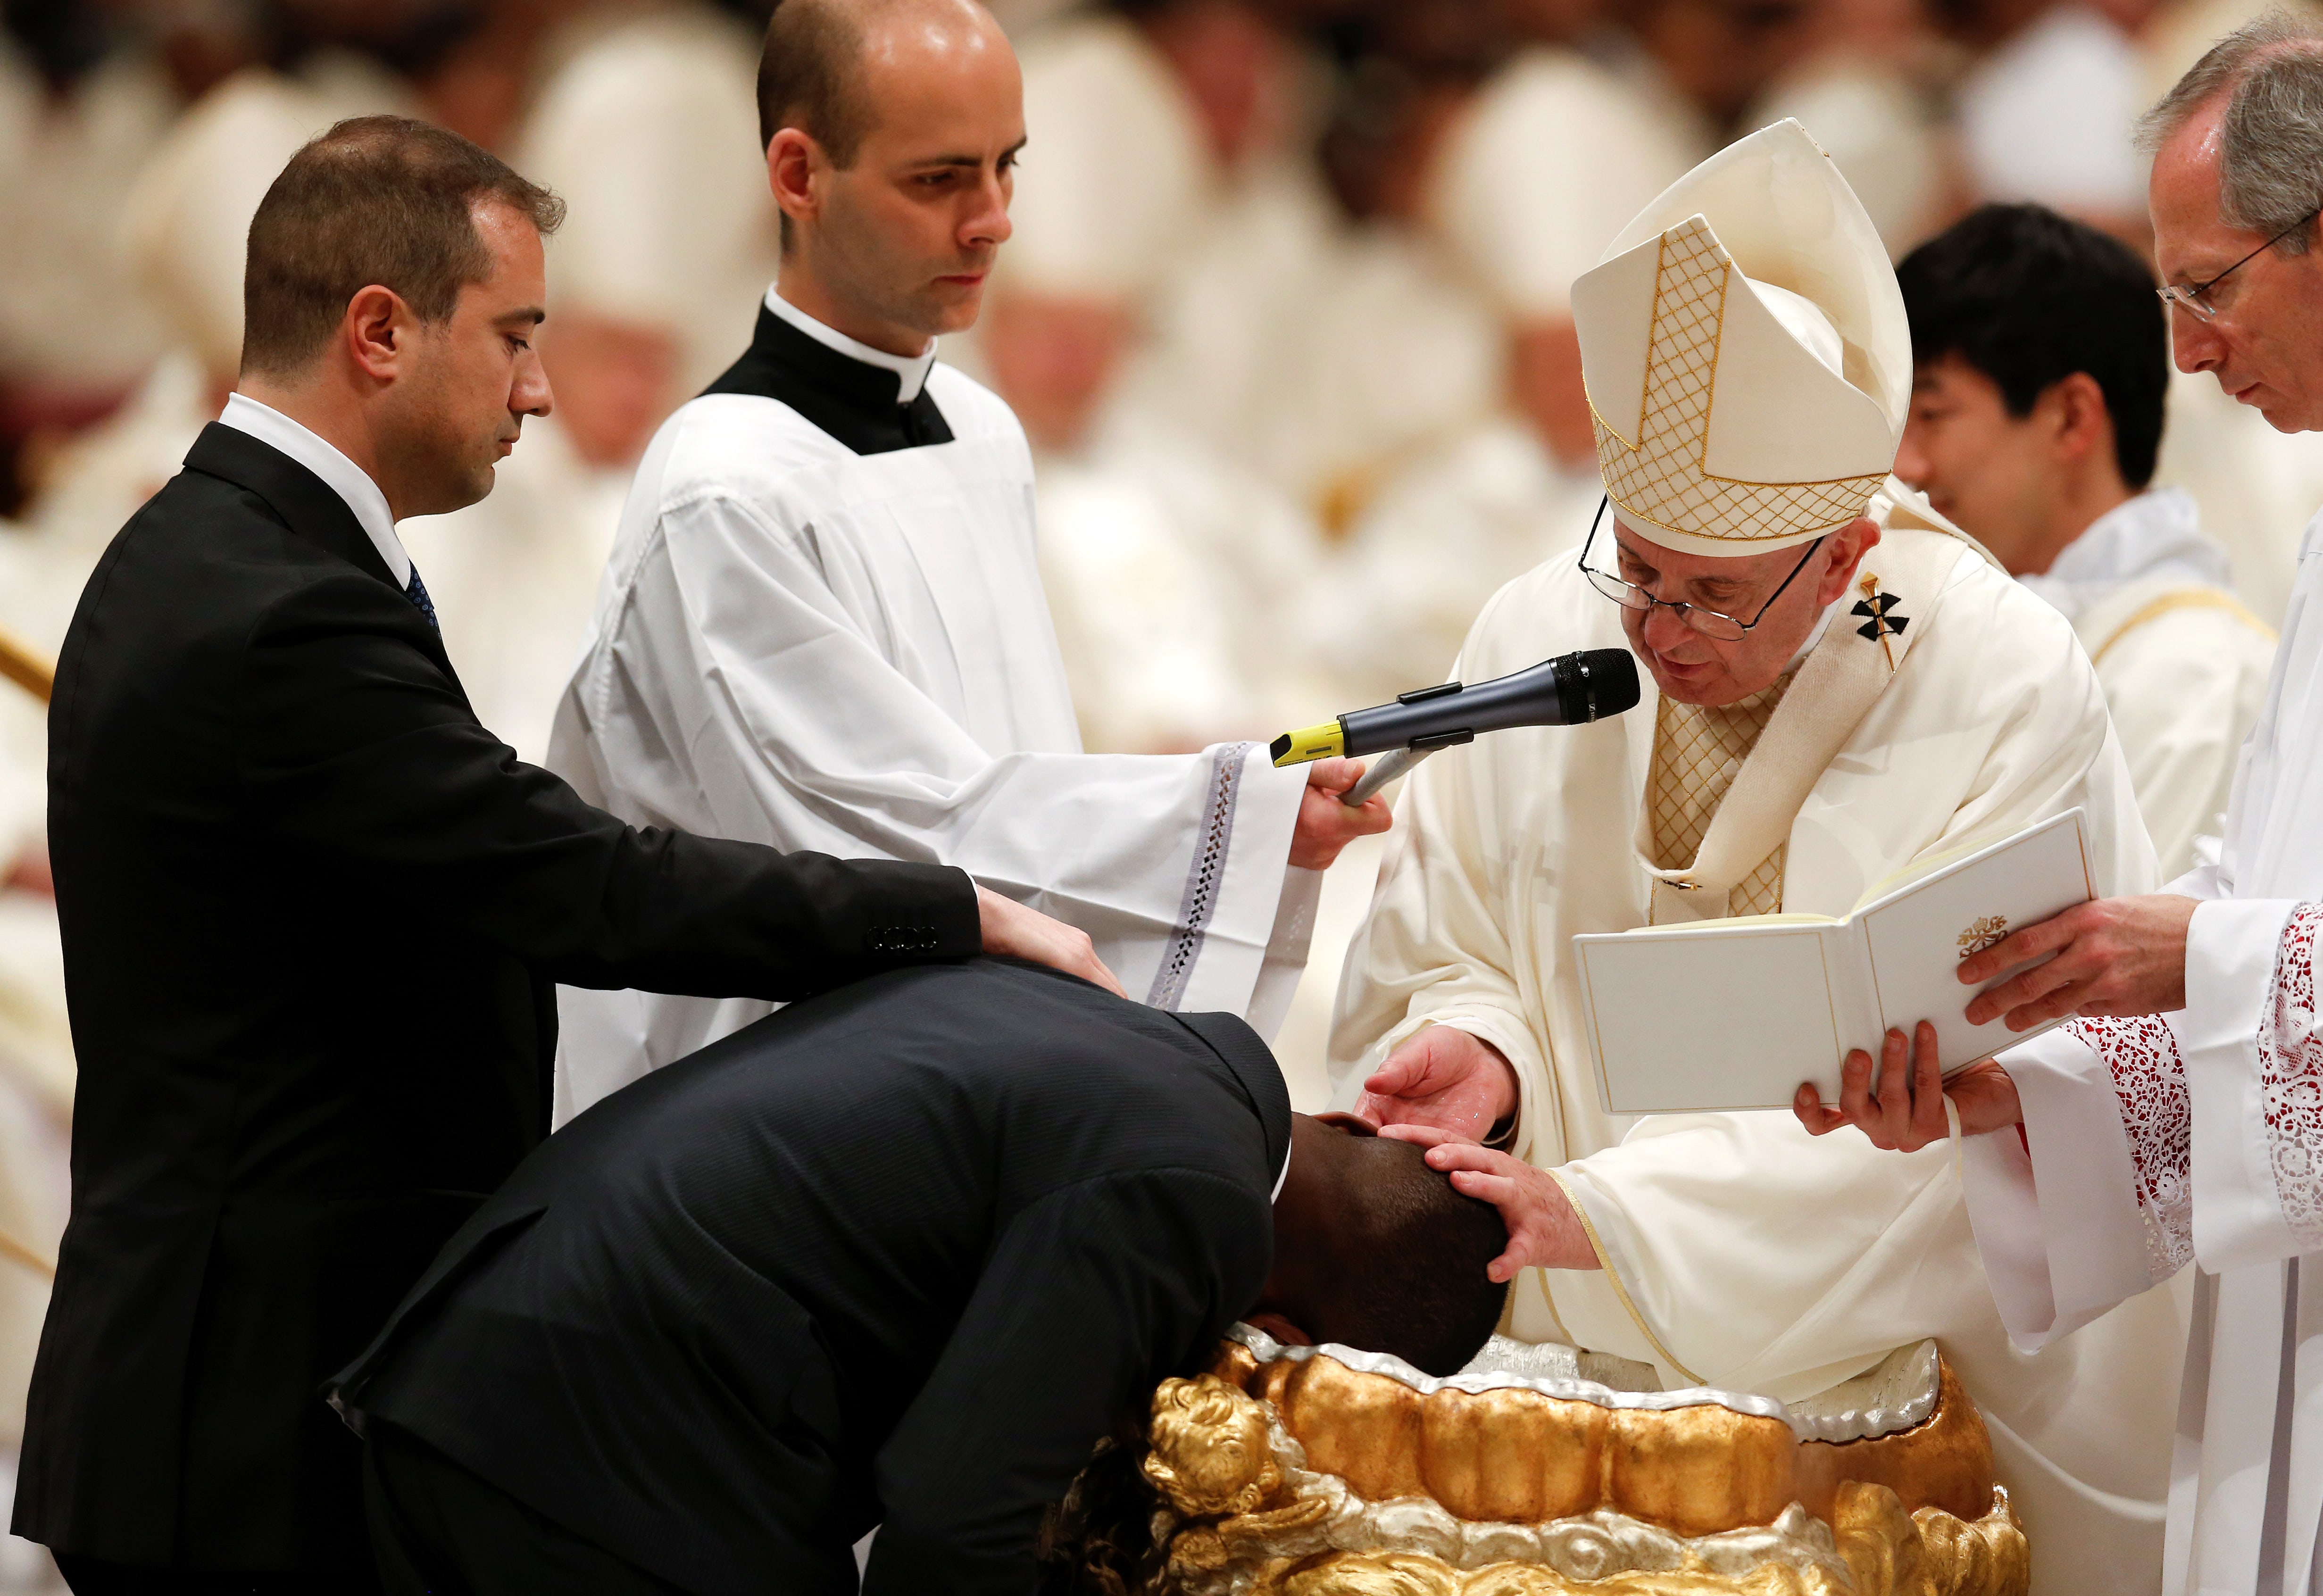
top-left (1290, 758), bottom-right (1391, 871)
top-left (1357, 1025), bottom-right (1517, 1143)
top-left (1381, 1125), bottom-right (1595, 1279)
top-left (977, 886), bottom-right (1126, 997)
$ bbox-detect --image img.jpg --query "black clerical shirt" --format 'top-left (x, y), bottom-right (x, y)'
top-left (702, 291), bottom-right (954, 452)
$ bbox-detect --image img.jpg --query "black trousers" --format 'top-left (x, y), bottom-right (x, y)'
top-left (54, 1555), bottom-right (372, 1596)
top-left (361, 1423), bottom-right (683, 1596)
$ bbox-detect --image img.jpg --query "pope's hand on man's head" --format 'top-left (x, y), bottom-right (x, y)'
top-left (1356, 1025), bottom-right (1517, 1143)
top-left (1380, 1124), bottom-right (1596, 1277)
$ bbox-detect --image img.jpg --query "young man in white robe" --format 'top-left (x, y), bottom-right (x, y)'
top-left (1894, 201), bottom-right (2275, 876)
top-left (1803, 20), bottom-right (2323, 1594)
top-left (1329, 119), bottom-right (2183, 1594)
top-left (547, 0), bottom-right (1387, 1117)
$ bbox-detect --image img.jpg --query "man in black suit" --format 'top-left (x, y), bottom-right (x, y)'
top-left (13, 116), bottom-right (1116, 1595)
top-left (332, 957), bottom-right (1509, 1596)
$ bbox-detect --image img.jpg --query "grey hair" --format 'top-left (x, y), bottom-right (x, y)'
top-left (2139, 8), bottom-right (2323, 253)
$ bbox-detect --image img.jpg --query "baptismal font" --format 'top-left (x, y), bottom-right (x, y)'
top-left (1045, 1327), bottom-right (2029, 1596)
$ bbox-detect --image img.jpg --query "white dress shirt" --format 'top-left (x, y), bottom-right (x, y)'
top-left (215, 392), bottom-right (411, 587)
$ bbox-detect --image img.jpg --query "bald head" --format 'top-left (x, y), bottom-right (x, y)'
top-left (755, 0), bottom-right (1020, 353)
top-left (757, 0), bottom-right (1005, 164)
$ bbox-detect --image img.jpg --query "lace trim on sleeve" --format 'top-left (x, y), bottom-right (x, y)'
top-left (2260, 902), bottom-right (2323, 1248)
top-left (2071, 1014), bottom-right (2194, 1279)
top-left (1145, 742), bottom-right (1253, 1012)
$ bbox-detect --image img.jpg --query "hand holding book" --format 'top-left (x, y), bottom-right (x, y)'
top-left (1956, 892), bottom-right (2198, 1027)
top-left (1791, 1020), bottom-right (2023, 1150)
top-left (1795, 891), bottom-right (2201, 1149)
top-left (1575, 809), bottom-right (2101, 1114)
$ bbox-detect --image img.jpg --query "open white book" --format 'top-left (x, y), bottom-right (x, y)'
top-left (1574, 809), bottom-right (2095, 1114)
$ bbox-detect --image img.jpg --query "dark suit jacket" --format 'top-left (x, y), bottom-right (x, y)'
top-left (15, 423), bottom-right (982, 1570)
top-left (333, 958), bottom-right (1290, 1596)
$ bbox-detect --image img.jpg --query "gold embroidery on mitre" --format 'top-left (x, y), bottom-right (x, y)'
top-left (1591, 216), bottom-right (1888, 548)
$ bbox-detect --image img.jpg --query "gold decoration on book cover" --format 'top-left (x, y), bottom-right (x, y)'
top-left (1956, 917), bottom-right (2008, 959)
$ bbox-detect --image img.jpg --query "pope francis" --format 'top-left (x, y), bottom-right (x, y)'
top-left (1330, 121), bottom-right (2185, 1594)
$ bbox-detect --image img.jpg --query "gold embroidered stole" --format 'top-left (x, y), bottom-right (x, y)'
top-left (1647, 671), bottom-right (1799, 918)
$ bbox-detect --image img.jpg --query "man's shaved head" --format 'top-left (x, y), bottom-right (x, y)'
top-left (758, 0), bottom-right (1019, 349)
top-left (757, 0), bottom-right (998, 163)
top-left (1257, 1116), bottom-right (1510, 1377)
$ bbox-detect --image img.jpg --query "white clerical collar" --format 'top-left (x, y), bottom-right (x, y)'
top-left (1272, 1141), bottom-right (1291, 1205)
top-left (216, 393), bottom-right (411, 587)
top-left (764, 286), bottom-right (937, 404)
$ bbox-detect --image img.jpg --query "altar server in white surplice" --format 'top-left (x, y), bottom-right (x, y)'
top-left (1332, 121), bottom-right (2181, 1595)
top-left (1806, 24), bottom-right (2323, 1594)
top-left (1893, 202), bottom-right (2275, 877)
top-left (549, 0), bottom-right (1386, 1119)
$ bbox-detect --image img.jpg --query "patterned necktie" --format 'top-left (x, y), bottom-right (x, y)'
top-left (404, 564), bottom-right (439, 632)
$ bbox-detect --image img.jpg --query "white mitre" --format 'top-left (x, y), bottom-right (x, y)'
top-left (1572, 118), bottom-right (1909, 558)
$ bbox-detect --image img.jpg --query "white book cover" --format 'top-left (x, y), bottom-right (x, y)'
top-left (1574, 809), bottom-right (2095, 1114)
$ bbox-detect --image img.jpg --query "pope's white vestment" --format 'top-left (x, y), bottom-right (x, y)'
top-left (1962, 503), bottom-right (2323, 1595)
top-left (2020, 486), bottom-right (2275, 878)
top-left (548, 292), bottom-right (1313, 1121)
top-left (1329, 502), bottom-right (2183, 1593)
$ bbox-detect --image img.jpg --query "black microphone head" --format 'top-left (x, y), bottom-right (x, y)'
top-left (1555, 648), bottom-right (1642, 723)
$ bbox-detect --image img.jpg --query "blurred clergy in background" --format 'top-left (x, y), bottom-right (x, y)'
top-left (1894, 201), bottom-right (2275, 879)
top-left (1329, 121), bottom-right (2183, 1594)
top-left (548, 0), bottom-right (1387, 1118)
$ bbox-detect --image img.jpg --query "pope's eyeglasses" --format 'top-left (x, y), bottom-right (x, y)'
top-left (1577, 497), bottom-right (1826, 644)
top-left (2157, 209), bottom-right (2320, 323)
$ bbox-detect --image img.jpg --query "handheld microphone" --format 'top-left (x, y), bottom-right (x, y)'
top-left (1268, 648), bottom-right (1642, 807)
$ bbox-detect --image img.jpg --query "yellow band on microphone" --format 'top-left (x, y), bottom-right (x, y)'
top-left (1269, 722), bottom-right (1346, 767)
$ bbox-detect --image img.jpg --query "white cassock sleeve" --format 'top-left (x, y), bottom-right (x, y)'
top-left (552, 487), bottom-right (1313, 1061)
top-left (1961, 877), bottom-right (2323, 1348)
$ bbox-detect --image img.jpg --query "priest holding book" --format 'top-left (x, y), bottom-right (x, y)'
top-left (1329, 120), bottom-right (2183, 1593)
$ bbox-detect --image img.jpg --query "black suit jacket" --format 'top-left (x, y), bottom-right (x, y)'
top-left (333, 958), bottom-right (1290, 1596)
top-left (15, 423), bottom-right (982, 1569)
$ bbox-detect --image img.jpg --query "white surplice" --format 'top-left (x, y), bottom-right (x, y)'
top-left (2020, 487), bottom-right (2276, 877)
top-left (1964, 504), bottom-right (2323, 1595)
top-left (1329, 496), bottom-right (2183, 1594)
top-left (547, 291), bottom-right (1313, 1121)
